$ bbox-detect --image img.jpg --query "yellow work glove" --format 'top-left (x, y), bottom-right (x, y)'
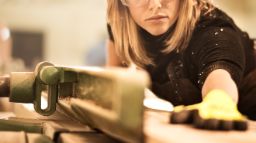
top-left (170, 89), bottom-right (248, 130)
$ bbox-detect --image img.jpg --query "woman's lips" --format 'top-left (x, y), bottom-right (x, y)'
top-left (146, 15), bottom-right (168, 23)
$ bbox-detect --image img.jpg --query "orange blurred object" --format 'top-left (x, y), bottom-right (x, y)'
top-left (0, 23), bottom-right (12, 74)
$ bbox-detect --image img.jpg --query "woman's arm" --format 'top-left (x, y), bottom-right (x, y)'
top-left (202, 69), bottom-right (238, 103)
top-left (171, 69), bottom-right (247, 129)
top-left (106, 39), bottom-right (122, 67)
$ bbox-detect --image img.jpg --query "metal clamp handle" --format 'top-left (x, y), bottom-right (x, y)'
top-left (34, 83), bottom-right (58, 116)
top-left (33, 62), bottom-right (59, 116)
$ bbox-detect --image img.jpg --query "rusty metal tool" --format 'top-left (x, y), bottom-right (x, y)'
top-left (0, 61), bottom-right (150, 143)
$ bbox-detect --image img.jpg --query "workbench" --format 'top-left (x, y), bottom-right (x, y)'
top-left (0, 62), bottom-right (256, 143)
top-left (0, 99), bottom-right (256, 143)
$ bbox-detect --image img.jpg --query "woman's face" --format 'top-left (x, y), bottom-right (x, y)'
top-left (125, 0), bottom-right (180, 36)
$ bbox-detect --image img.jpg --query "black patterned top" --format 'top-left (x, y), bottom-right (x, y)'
top-left (107, 8), bottom-right (255, 106)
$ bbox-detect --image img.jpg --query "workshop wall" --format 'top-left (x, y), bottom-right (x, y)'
top-left (214, 0), bottom-right (256, 38)
top-left (0, 0), bottom-right (255, 69)
top-left (0, 0), bottom-right (107, 67)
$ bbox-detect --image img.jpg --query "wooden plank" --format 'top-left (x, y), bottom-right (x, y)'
top-left (27, 133), bottom-right (54, 143)
top-left (43, 120), bottom-right (94, 141)
top-left (55, 66), bottom-right (149, 143)
top-left (0, 98), bottom-right (14, 112)
top-left (0, 117), bottom-right (42, 133)
top-left (0, 131), bottom-right (26, 143)
top-left (0, 112), bottom-right (15, 119)
top-left (58, 133), bottom-right (120, 143)
top-left (144, 110), bottom-right (256, 143)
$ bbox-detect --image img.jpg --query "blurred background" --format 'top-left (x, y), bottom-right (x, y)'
top-left (0, 0), bottom-right (255, 74)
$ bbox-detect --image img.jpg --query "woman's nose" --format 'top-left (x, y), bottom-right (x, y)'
top-left (149, 0), bottom-right (162, 10)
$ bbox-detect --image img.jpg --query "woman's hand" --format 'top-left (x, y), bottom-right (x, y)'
top-left (170, 89), bottom-right (248, 130)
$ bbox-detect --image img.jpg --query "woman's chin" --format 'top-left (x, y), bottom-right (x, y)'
top-left (148, 31), bottom-right (166, 36)
top-left (146, 27), bottom-right (169, 36)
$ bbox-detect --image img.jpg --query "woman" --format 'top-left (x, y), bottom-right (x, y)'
top-left (106, 0), bottom-right (256, 126)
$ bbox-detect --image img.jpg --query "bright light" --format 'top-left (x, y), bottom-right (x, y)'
top-left (22, 96), bottom-right (48, 111)
top-left (144, 88), bottom-right (173, 112)
top-left (0, 27), bottom-right (10, 41)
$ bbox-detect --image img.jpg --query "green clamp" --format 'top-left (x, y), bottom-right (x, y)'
top-left (10, 61), bottom-right (77, 116)
top-left (33, 62), bottom-right (59, 116)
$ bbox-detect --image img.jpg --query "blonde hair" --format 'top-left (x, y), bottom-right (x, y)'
top-left (107, 0), bottom-right (214, 68)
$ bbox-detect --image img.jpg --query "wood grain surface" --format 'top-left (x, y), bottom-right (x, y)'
top-left (144, 110), bottom-right (256, 143)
